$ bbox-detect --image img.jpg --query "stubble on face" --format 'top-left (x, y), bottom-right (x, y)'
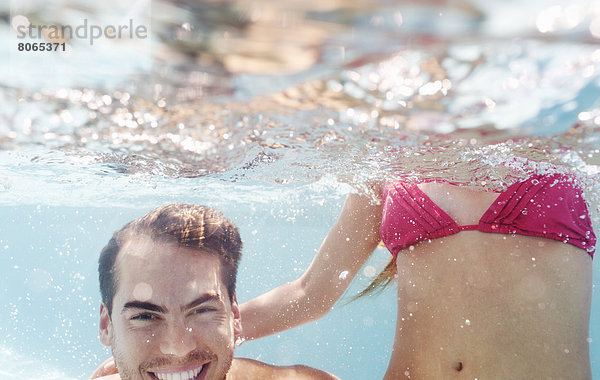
top-left (111, 330), bottom-right (234, 380)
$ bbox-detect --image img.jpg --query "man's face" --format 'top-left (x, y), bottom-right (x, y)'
top-left (99, 235), bottom-right (241, 380)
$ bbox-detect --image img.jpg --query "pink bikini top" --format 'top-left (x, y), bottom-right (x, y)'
top-left (380, 174), bottom-right (596, 259)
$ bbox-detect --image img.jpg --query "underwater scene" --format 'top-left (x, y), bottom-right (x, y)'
top-left (1, 0), bottom-right (600, 379)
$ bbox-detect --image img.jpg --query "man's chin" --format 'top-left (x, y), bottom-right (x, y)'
top-left (113, 349), bottom-right (232, 380)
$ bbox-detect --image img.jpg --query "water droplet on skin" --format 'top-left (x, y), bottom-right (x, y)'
top-left (465, 319), bottom-right (471, 326)
top-left (132, 282), bottom-right (153, 301)
top-left (339, 270), bottom-right (349, 280)
top-left (407, 302), bottom-right (418, 313)
top-left (518, 274), bottom-right (546, 301)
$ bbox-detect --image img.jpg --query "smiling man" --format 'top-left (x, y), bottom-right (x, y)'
top-left (93, 203), bottom-right (338, 380)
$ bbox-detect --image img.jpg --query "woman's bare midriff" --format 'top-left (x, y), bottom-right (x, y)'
top-left (383, 182), bottom-right (593, 379)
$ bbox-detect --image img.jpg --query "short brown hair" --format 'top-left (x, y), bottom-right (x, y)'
top-left (98, 203), bottom-right (242, 315)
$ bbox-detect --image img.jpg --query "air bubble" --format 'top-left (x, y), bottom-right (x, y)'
top-left (132, 282), bottom-right (153, 301)
top-left (363, 266), bottom-right (376, 278)
top-left (11, 15), bottom-right (30, 31)
top-left (235, 336), bottom-right (246, 346)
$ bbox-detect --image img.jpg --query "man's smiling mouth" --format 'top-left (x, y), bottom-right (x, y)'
top-left (150, 364), bottom-right (205, 380)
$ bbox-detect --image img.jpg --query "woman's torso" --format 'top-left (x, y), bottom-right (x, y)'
top-left (384, 182), bottom-right (593, 379)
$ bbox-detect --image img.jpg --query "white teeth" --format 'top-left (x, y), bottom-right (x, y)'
top-left (154, 365), bottom-right (203, 380)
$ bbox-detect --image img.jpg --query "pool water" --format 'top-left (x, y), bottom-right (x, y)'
top-left (1, 0), bottom-right (599, 379)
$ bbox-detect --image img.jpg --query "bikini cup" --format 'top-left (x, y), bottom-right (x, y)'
top-left (380, 174), bottom-right (596, 259)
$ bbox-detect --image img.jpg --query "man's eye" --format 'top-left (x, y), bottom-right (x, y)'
top-left (192, 307), bottom-right (217, 315)
top-left (131, 312), bottom-right (157, 321)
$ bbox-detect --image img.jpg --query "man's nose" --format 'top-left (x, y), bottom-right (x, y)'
top-left (159, 318), bottom-right (197, 357)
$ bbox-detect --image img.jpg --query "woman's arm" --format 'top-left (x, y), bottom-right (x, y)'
top-left (240, 191), bottom-right (383, 340)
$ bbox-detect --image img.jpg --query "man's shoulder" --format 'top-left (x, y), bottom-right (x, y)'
top-left (231, 358), bottom-right (340, 380)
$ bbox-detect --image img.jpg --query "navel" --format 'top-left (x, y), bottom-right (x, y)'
top-left (455, 361), bottom-right (463, 372)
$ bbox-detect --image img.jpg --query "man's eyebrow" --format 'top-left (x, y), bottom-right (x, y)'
top-left (183, 293), bottom-right (223, 311)
top-left (121, 301), bottom-right (165, 314)
top-left (120, 293), bottom-right (223, 314)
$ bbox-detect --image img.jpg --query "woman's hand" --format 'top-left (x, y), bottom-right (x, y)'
top-left (89, 357), bottom-right (119, 379)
